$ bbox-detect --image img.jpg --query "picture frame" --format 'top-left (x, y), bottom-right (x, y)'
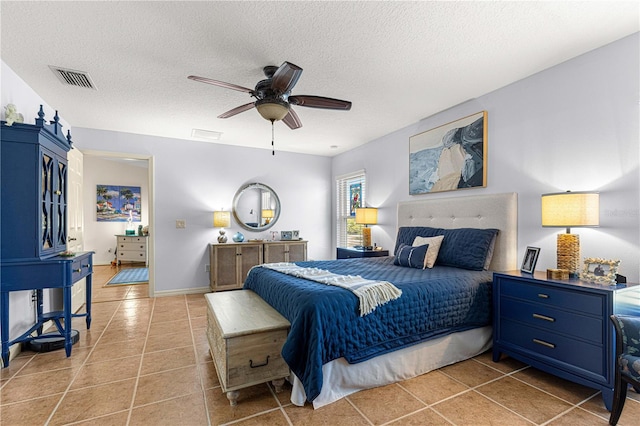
top-left (580, 258), bottom-right (620, 285)
top-left (96, 184), bottom-right (142, 222)
top-left (521, 246), bottom-right (540, 274)
top-left (409, 111), bottom-right (487, 195)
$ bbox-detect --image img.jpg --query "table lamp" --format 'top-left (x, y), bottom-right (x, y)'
top-left (262, 209), bottom-right (274, 225)
top-left (213, 211), bottom-right (231, 243)
top-left (541, 191), bottom-right (599, 277)
top-left (355, 207), bottom-right (378, 249)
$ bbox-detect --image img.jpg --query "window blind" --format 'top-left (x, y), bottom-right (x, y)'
top-left (336, 170), bottom-right (366, 247)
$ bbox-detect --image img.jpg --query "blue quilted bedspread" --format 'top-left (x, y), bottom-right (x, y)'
top-left (243, 257), bottom-right (493, 402)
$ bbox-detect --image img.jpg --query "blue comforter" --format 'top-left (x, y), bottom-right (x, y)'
top-left (243, 257), bottom-right (493, 402)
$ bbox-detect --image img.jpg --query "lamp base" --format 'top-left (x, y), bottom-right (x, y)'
top-left (217, 230), bottom-right (228, 243)
top-left (557, 233), bottom-right (580, 277)
top-left (362, 227), bottom-right (372, 249)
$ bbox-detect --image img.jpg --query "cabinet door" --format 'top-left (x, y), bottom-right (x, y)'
top-left (54, 156), bottom-right (68, 250)
top-left (264, 243), bottom-right (287, 263)
top-left (212, 245), bottom-right (241, 291)
top-left (40, 147), bottom-right (67, 256)
top-left (288, 242), bottom-right (307, 262)
top-left (41, 149), bottom-right (55, 253)
top-left (239, 245), bottom-right (263, 283)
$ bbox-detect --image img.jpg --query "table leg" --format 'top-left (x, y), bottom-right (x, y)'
top-left (63, 286), bottom-right (72, 357)
top-left (36, 289), bottom-right (44, 335)
top-left (85, 273), bottom-right (92, 329)
top-left (1, 292), bottom-right (9, 367)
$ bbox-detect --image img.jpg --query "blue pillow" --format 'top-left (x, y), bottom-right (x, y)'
top-left (437, 228), bottom-right (499, 270)
top-left (394, 226), bottom-right (499, 271)
top-left (393, 243), bottom-right (429, 269)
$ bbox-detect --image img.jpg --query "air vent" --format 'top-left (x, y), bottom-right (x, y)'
top-left (192, 129), bottom-right (222, 141)
top-left (49, 66), bottom-right (97, 90)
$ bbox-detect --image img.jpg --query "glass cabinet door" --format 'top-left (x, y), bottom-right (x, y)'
top-left (41, 151), bottom-right (54, 251)
top-left (55, 159), bottom-right (67, 248)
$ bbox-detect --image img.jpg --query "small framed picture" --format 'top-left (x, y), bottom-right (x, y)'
top-left (580, 258), bottom-right (620, 285)
top-left (521, 246), bottom-right (540, 274)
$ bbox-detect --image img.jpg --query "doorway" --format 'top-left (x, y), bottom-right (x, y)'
top-left (79, 151), bottom-right (154, 297)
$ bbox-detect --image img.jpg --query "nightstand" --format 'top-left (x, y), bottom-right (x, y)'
top-left (336, 247), bottom-right (389, 259)
top-left (492, 271), bottom-right (640, 411)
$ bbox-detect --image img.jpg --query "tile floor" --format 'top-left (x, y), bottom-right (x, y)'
top-left (1, 264), bottom-right (639, 425)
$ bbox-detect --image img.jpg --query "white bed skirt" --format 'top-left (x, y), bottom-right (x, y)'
top-left (290, 325), bottom-right (493, 409)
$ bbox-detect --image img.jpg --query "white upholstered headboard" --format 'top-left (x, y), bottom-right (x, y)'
top-left (397, 192), bottom-right (518, 271)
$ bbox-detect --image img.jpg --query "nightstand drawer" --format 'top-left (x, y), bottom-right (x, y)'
top-left (500, 298), bottom-right (603, 344)
top-left (501, 319), bottom-right (605, 377)
top-left (500, 280), bottom-right (603, 316)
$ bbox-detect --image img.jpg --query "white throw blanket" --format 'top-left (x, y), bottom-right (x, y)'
top-left (259, 262), bottom-right (402, 316)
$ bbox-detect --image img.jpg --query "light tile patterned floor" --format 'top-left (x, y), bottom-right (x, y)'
top-left (1, 265), bottom-right (639, 425)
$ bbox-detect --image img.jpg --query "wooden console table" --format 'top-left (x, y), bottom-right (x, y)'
top-left (1, 251), bottom-right (94, 367)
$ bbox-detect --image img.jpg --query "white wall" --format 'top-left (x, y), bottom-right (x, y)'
top-left (82, 157), bottom-right (150, 265)
top-left (72, 127), bottom-right (332, 294)
top-left (332, 33), bottom-right (640, 282)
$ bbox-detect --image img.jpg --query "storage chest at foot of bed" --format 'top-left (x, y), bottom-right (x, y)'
top-left (205, 290), bottom-right (290, 406)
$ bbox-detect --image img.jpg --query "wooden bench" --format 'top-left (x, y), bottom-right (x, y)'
top-left (205, 290), bottom-right (290, 406)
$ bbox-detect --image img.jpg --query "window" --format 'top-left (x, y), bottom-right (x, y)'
top-left (336, 170), bottom-right (366, 247)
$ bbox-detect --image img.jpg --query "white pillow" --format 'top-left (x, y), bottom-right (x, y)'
top-left (412, 235), bottom-right (444, 269)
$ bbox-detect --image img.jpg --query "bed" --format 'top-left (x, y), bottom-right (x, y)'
top-left (243, 192), bottom-right (517, 408)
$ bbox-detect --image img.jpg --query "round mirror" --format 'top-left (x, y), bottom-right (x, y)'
top-left (232, 182), bottom-right (281, 232)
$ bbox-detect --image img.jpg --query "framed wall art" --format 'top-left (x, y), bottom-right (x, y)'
top-left (96, 184), bottom-right (142, 222)
top-left (580, 257), bottom-right (620, 285)
top-left (409, 111), bottom-right (487, 195)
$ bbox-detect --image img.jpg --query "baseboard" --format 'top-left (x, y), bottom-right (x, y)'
top-left (153, 286), bottom-right (210, 298)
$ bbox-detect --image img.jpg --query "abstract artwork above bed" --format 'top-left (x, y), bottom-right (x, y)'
top-left (409, 111), bottom-right (487, 195)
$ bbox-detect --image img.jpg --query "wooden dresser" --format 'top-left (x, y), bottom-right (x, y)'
top-left (209, 240), bottom-right (307, 291)
top-left (205, 290), bottom-right (290, 405)
top-left (115, 235), bottom-right (148, 266)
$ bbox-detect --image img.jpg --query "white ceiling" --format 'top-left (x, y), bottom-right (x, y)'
top-left (2, 1), bottom-right (638, 157)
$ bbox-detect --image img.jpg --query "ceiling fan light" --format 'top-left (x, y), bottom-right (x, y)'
top-left (256, 100), bottom-right (289, 121)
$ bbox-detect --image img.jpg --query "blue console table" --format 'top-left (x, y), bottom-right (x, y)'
top-left (1, 251), bottom-right (94, 367)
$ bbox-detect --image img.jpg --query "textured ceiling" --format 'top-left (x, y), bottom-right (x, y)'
top-left (1, 1), bottom-right (638, 156)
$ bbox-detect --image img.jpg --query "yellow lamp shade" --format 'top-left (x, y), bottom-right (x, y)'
top-left (261, 209), bottom-right (274, 219)
top-left (355, 207), bottom-right (378, 225)
top-left (541, 192), bottom-right (599, 228)
top-left (213, 211), bottom-right (231, 228)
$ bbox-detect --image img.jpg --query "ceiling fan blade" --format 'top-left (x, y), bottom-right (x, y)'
top-left (282, 108), bottom-right (302, 130)
top-left (217, 102), bottom-right (255, 119)
top-left (187, 75), bottom-right (254, 94)
top-left (289, 95), bottom-right (352, 110)
top-left (271, 62), bottom-right (303, 94)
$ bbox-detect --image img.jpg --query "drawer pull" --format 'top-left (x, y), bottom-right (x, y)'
top-left (533, 338), bottom-right (555, 349)
top-left (533, 313), bottom-right (555, 322)
top-left (537, 293), bottom-right (549, 299)
top-left (74, 268), bottom-right (82, 273)
top-left (249, 355), bottom-right (270, 368)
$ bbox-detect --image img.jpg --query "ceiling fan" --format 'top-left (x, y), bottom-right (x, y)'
top-left (187, 61), bottom-right (352, 130)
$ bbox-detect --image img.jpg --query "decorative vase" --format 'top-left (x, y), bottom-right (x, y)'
top-left (232, 232), bottom-right (244, 242)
